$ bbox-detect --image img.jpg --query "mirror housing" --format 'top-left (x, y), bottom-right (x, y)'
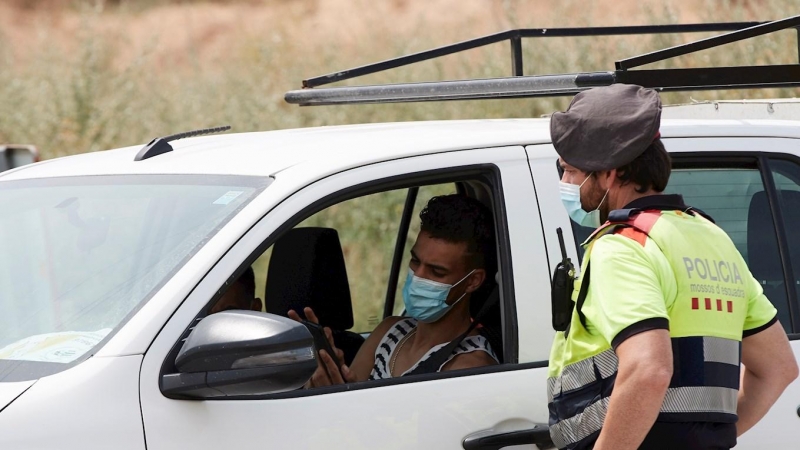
top-left (161, 311), bottom-right (317, 398)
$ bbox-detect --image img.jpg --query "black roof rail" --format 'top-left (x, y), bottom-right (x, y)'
top-left (134, 126), bottom-right (231, 161)
top-left (285, 16), bottom-right (800, 106)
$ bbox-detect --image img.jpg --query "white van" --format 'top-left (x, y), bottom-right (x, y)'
top-left (1, 115), bottom-right (800, 449)
top-left (2, 18), bottom-right (800, 450)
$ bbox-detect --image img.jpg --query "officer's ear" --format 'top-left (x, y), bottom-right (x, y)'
top-left (598, 169), bottom-right (618, 190)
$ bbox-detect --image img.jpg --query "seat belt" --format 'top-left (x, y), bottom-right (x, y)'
top-left (405, 285), bottom-right (500, 376)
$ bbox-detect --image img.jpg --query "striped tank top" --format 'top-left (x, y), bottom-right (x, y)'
top-left (368, 318), bottom-right (498, 380)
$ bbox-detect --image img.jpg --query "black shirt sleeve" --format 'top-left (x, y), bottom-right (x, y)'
top-left (742, 314), bottom-right (778, 338)
top-left (611, 317), bottom-right (670, 350)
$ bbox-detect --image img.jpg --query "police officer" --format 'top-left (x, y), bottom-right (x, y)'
top-left (547, 84), bottom-right (798, 450)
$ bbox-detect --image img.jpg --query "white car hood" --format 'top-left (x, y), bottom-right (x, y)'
top-left (0, 380), bottom-right (35, 412)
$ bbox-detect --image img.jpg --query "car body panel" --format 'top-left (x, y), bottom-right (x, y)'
top-left (3, 119), bottom-right (800, 183)
top-left (0, 380), bottom-right (35, 413)
top-left (737, 341), bottom-right (800, 448)
top-left (0, 355), bottom-right (144, 450)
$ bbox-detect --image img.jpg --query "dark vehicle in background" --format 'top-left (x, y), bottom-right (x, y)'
top-left (0, 145), bottom-right (39, 173)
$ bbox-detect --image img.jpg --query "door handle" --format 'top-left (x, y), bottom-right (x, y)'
top-left (462, 424), bottom-right (555, 450)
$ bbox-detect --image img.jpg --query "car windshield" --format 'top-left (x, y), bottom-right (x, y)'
top-left (0, 174), bottom-right (270, 381)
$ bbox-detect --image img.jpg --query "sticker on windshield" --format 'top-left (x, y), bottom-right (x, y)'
top-left (0, 329), bottom-right (111, 364)
top-left (213, 190), bottom-right (244, 205)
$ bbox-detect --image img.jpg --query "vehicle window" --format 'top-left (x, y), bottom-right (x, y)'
top-left (0, 175), bottom-right (268, 381)
top-left (250, 184), bottom-right (456, 334)
top-left (666, 167), bottom-right (791, 331)
top-left (251, 189), bottom-right (408, 333)
top-left (225, 177), bottom-right (505, 390)
top-left (769, 159), bottom-right (800, 320)
top-left (294, 189), bottom-right (408, 333)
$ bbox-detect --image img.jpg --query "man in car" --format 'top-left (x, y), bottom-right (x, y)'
top-left (210, 266), bottom-right (262, 314)
top-left (289, 194), bottom-right (499, 387)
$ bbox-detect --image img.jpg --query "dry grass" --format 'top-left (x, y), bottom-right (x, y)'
top-left (1, 0), bottom-right (798, 330)
top-left (2, 0), bottom-right (797, 157)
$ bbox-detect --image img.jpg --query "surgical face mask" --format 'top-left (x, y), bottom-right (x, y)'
top-left (402, 268), bottom-right (475, 323)
top-left (559, 174), bottom-right (608, 228)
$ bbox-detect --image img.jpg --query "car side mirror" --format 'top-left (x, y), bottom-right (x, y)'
top-left (161, 311), bottom-right (317, 399)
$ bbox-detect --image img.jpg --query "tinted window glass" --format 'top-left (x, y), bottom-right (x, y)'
top-left (770, 159), bottom-right (800, 324)
top-left (666, 168), bottom-right (790, 331)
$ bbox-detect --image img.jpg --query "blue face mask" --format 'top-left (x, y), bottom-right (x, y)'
top-left (402, 268), bottom-right (475, 323)
top-left (559, 174), bottom-right (608, 228)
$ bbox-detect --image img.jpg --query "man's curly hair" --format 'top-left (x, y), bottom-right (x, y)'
top-left (419, 194), bottom-right (496, 271)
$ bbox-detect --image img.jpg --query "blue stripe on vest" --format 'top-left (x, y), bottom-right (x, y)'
top-left (670, 337), bottom-right (740, 390)
top-left (671, 336), bottom-right (705, 387)
top-left (704, 362), bottom-right (741, 390)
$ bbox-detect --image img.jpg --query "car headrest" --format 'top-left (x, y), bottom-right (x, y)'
top-left (264, 227), bottom-right (354, 330)
top-left (747, 190), bottom-right (800, 281)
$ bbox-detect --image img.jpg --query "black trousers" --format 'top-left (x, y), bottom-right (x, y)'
top-left (637, 422), bottom-right (737, 450)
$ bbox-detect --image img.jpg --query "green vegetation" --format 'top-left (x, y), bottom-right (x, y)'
top-left (1, 0), bottom-right (796, 157)
top-left (1, 0), bottom-right (798, 331)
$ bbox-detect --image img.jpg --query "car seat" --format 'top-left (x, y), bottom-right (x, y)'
top-left (747, 190), bottom-right (800, 329)
top-left (264, 227), bottom-right (365, 365)
top-left (460, 181), bottom-right (505, 363)
top-left (469, 275), bottom-right (504, 363)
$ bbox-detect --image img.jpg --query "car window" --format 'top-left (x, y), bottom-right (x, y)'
top-left (228, 177), bottom-right (506, 381)
top-left (666, 167), bottom-right (791, 331)
top-left (294, 188), bottom-right (408, 333)
top-left (250, 188), bottom-right (408, 333)
top-left (251, 183), bottom-right (456, 334)
top-left (769, 159), bottom-right (800, 321)
top-left (0, 175), bottom-right (268, 381)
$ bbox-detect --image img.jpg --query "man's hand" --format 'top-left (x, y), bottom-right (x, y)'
top-left (287, 307), bottom-right (357, 388)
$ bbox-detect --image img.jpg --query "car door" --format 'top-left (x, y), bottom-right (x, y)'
top-left (665, 137), bottom-right (800, 449)
top-left (139, 146), bottom-right (556, 450)
top-left (527, 136), bottom-right (800, 449)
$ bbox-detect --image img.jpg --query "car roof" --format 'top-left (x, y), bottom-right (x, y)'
top-left (3, 118), bottom-right (800, 181)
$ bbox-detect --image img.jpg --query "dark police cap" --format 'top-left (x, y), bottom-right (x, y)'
top-left (550, 84), bottom-right (662, 172)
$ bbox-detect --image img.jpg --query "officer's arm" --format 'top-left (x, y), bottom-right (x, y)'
top-left (593, 329), bottom-right (673, 450)
top-left (736, 321), bottom-right (798, 436)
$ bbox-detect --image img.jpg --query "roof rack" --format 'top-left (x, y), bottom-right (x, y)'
top-left (285, 15), bottom-right (800, 106)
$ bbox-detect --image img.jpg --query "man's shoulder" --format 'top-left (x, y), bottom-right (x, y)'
top-left (443, 348), bottom-right (498, 371)
top-left (372, 316), bottom-right (412, 338)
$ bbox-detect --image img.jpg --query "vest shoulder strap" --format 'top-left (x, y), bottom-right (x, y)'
top-left (572, 209), bottom-right (662, 331)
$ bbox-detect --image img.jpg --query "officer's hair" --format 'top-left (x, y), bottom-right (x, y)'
top-left (614, 139), bottom-right (672, 193)
top-left (419, 194), bottom-right (496, 271)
